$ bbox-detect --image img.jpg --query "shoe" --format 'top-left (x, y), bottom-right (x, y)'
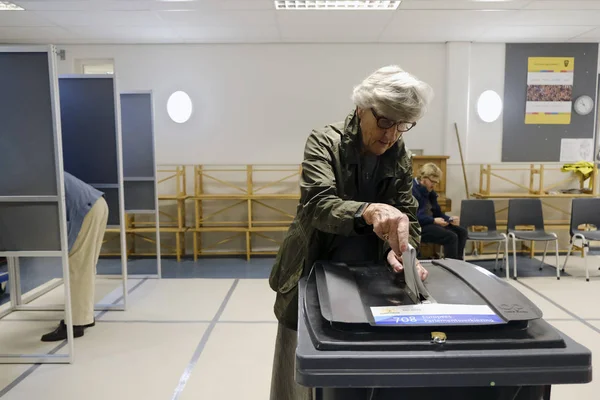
top-left (41, 320), bottom-right (89, 342)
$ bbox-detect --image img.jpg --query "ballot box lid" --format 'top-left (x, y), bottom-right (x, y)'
top-left (314, 259), bottom-right (543, 330)
top-left (295, 261), bottom-right (593, 389)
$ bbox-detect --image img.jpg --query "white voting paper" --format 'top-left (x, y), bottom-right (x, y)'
top-left (560, 138), bottom-right (594, 162)
top-left (401, 245), bottom-right (420, 304)
top-left (371, 303), bottom-right (504, 326)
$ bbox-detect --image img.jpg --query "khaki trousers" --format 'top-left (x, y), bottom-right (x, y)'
top-left (68, 197), bottom-right (108, 326)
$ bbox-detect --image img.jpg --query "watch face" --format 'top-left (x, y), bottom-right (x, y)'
top-left (575, 95), bottom-right (594, 115)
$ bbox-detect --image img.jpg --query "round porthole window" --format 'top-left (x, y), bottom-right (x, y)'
top-left (476, 90), bottom-right (503, 123)
top-left (167, 91), bottom-right (193, 124)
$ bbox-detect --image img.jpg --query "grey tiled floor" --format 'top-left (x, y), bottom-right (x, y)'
top-left (0, 256), bottom-right (597, 399)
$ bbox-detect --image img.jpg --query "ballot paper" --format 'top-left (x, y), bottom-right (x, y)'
top-left (371, 304), bottom-right (504, 326)
top-left (400, 244), bottom-right (430, 304)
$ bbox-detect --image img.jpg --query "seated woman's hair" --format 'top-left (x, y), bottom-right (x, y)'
top-left (419, 163), bottom-right (442, 181)
top-left (351, 65), bottom-right (434, 123)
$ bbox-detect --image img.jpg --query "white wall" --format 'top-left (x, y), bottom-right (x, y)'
top-left (444, 42), bottom-right (471, 165)
top-left (58, 42), bottom-right (599, 255)
top-left (467, 43), bottom-right (506, 165)
top-left (444, 43), bottom-right (507, 222)
top-left (58, 44), bottom-right (446, 165)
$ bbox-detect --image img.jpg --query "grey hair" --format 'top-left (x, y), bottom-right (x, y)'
top-left (351, 65), bottom-right (434, 122)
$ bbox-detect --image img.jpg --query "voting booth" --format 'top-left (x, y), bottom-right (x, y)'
top-left (120, 91), bottom-right (161, 278)
top-left (58, 74), bottom-right (129, 308)
top-left (4, 73), bottom-right (131, 312)
top-left (297, 246), bottom-right (592, 399)
top-left (0, 54), bottom-right (130, 365)
top-left (0, 45), bottom-right (76, 363)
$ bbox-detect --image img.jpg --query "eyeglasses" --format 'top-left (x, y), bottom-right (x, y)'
top-left (371, 109), bottom-right (417, 133)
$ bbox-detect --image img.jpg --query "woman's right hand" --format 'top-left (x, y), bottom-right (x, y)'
top-left (362, 203), bottom-right (410, 256)
top-left (434, 217), bottom-right (448, 226)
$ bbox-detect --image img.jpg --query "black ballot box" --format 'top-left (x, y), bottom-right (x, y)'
top-left (295, 259), bottom-right (592, 400)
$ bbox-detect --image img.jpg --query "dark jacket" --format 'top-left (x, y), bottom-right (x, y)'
top-left (268, 110), bottom-right (421, 331)
top-left (412, 178), bottom-right (450, 227)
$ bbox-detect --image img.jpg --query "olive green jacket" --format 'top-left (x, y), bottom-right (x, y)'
top-left (268, 110), bottom-right (421, 330)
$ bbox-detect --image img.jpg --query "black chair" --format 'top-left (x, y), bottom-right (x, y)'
top-left (562, 198), bottom-right (600, 281)
top-left (460, 199), bottom-right (508, 273)
top-left (506, 199), bottom-right (560, 280)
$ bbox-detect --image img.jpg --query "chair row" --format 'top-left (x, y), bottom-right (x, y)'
top-left (459, 198), bottom-right (600, 281)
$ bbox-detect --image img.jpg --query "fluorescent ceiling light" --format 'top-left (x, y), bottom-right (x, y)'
top-left (274, 1), bottom-right (401, 10)
top-left (0, 1), bottom-right (24, 10)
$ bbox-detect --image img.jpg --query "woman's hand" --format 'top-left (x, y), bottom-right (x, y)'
top-left (387, 250), bottom-right (428, 281)
top-left (450, 216), bottom-right (460, 226)
top-left (362, 203), bottom-right (410, 256)
top-left (434, 217), bottom-right (448, 227)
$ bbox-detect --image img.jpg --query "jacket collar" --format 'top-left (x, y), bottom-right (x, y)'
top-left (340, 110), bottom-right (362, 165)
top-left (340, 109), bottom-right (402, 178)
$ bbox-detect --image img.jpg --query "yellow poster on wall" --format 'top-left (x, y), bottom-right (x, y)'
top-left (525, 57), bottom-right (575, 124)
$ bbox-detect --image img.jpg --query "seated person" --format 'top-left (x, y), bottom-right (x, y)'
top-left (412, 163), bottom-right (467, 260)
top-left (41, 171), bottom-right (109, 342)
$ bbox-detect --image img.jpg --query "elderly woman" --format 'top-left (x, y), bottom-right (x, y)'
top-left (268, 65), bottom-right (434, 400)
top-left (412, 162), bottom-right (467, 260)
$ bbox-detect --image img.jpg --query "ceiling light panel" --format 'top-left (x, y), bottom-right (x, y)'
top-left (274, 1), bottom-right (401, 10)
top-left (0, 1), bottom-right (24, 10)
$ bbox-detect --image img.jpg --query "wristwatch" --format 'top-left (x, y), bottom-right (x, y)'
top-left (354, 202), bottom-right (370, 231)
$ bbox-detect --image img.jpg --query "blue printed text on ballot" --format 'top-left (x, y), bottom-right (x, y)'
top-left (375, 314), bottom-right (504, 325)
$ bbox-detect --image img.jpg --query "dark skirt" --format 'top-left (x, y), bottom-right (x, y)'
top-left (270, 323), bottom-right (314, 400)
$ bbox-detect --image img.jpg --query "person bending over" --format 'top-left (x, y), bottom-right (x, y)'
top-left (41, 172), bottom-right (109, 342)
top-left (268, 65), bottom-right (433, 400)
top-left (412, 163), bottom-right (467, 260)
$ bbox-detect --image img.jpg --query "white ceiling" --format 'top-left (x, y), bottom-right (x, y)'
top-left (1, 0), bottom-right (600, 44)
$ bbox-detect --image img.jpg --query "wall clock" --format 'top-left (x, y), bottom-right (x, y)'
top-left (574, 95), bottom-right (594, 116)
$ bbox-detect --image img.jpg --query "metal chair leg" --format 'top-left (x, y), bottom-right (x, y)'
top-left (563, 237), bottom-right (574, 273)
top-left (509, 233), bottom-right (517, 279)
top-left (574, 234), bottom-right (589, 282)
top-left (584, 240), bottom-right (589, 282)
top-left (501, 233), bottom-right (508, 271)
top-left (505, 236), bottom-right (511, 279)
top-left (540, 241), bottom-right (548, 271)
top-left (472, 241), bottom-right (479, 257)
top-left (552, 233), bottom-right (560, 280)
top-left (494, 241), bottom-right (501, 271)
